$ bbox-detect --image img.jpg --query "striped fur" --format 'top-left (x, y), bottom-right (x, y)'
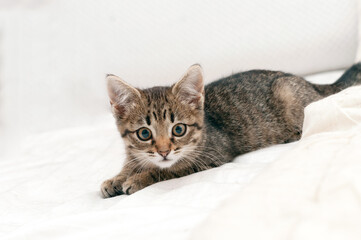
top-left (101, 63), bottom-right (361, 197)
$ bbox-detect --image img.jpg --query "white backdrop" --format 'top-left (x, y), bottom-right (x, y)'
top-left (0, 0), bottom-right (359, 156)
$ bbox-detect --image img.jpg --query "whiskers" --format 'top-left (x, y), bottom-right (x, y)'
top-left (175, 145), bottom-right (224, 172)
top-left (124, 143), bottom-right (225, 178)
top-left (123, 154), bottom-right (153, 178)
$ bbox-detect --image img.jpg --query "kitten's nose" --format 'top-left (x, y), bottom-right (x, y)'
top-left (158, 150), bottom-right (170, 158)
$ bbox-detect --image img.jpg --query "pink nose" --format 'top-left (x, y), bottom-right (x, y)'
top-left (158, 150), bottom-right (170, 158)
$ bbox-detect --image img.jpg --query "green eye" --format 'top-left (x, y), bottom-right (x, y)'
top-left (137, 127), bottom-right (152, 141)
top-left (172, 123), bottom-right (187, 137)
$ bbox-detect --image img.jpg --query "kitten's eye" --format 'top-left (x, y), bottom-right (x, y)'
top-left (172, 123), bottom-right (187, 137)
top-left (136, 127), bottom-right (152, 141)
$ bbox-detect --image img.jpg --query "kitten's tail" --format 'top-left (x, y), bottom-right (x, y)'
top-left (312, 62), bottom-right (361, 96)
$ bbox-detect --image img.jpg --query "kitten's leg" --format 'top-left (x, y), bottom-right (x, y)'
top-left (121, 168), bottom-right (183, 195)
top-left (122, 163), bottom-right (215, 195)
top-left (101, 165), bottom-right (134, 198)
top-left (101, 168), bottom-right (164, 197)
top-left (102, 159), bottom-right (217, 196)
top-left (121, 170), bottom-right (159, 195)
top-left (101, 163), bottom-right (172, 197)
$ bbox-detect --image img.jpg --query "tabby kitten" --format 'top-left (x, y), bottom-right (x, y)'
top-left (101, 63), bottom-right (361, 197)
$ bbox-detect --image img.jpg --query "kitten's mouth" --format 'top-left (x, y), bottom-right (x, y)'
top-left (152, 156), bottom-right (178, 169)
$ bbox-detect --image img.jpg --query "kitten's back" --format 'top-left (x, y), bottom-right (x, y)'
top-left (203, 65), bottom-right (361, 159)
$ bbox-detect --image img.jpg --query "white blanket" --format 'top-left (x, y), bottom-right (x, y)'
top-left (0, 113), bottom-right (293, 239)
top-left (1, 71), bottom-right (358, 240)
top-left (191, 86), bottom-right (361, 240)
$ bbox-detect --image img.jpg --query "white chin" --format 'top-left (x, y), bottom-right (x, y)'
top-left (149, 153), bottom-right (181, 169)
top-left (155, 159), bottom-right (177, 169)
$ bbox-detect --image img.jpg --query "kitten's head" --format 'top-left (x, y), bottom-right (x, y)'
top-left (107, 64), bottom-right (204, 169)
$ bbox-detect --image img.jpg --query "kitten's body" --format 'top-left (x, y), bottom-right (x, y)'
top-left (101, 63), bottom-right (361, 197)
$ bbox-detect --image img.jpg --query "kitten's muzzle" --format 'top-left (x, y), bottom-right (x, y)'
top-left (158, 150), bottom-right (170, 158)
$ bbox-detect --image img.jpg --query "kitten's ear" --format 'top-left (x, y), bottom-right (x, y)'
top-left (106, 74), bottom-right (141, 118)
top-left (172, 64), bottom-right (204, 109)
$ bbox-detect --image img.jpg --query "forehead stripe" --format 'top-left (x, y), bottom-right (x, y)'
top-left (170, 112), bottom-right (175, 123)
top-left (146, 115), bottom-right (151, 125)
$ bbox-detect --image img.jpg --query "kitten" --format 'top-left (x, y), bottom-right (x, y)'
top-left (101, 63), bottom-right (361, 197)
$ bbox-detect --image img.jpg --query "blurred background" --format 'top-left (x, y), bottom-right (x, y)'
top-left (0, 0), bottom-right (360, 157)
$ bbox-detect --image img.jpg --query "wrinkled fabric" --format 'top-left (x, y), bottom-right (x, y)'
top-left (192, 86), bottom-right (361, 240)
top-left (0, 72), bottom-right (353, 240)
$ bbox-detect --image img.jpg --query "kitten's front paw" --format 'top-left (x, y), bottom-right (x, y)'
top-left (101, 177), bottom-right (125, 198)
top-left (122, 175), bottom-right (150, 195)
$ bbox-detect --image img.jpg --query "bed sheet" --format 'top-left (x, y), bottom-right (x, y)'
top-left (191, 85), bottom-right (361, 240)
top-left (0, 70), bottom-right (344, 239)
